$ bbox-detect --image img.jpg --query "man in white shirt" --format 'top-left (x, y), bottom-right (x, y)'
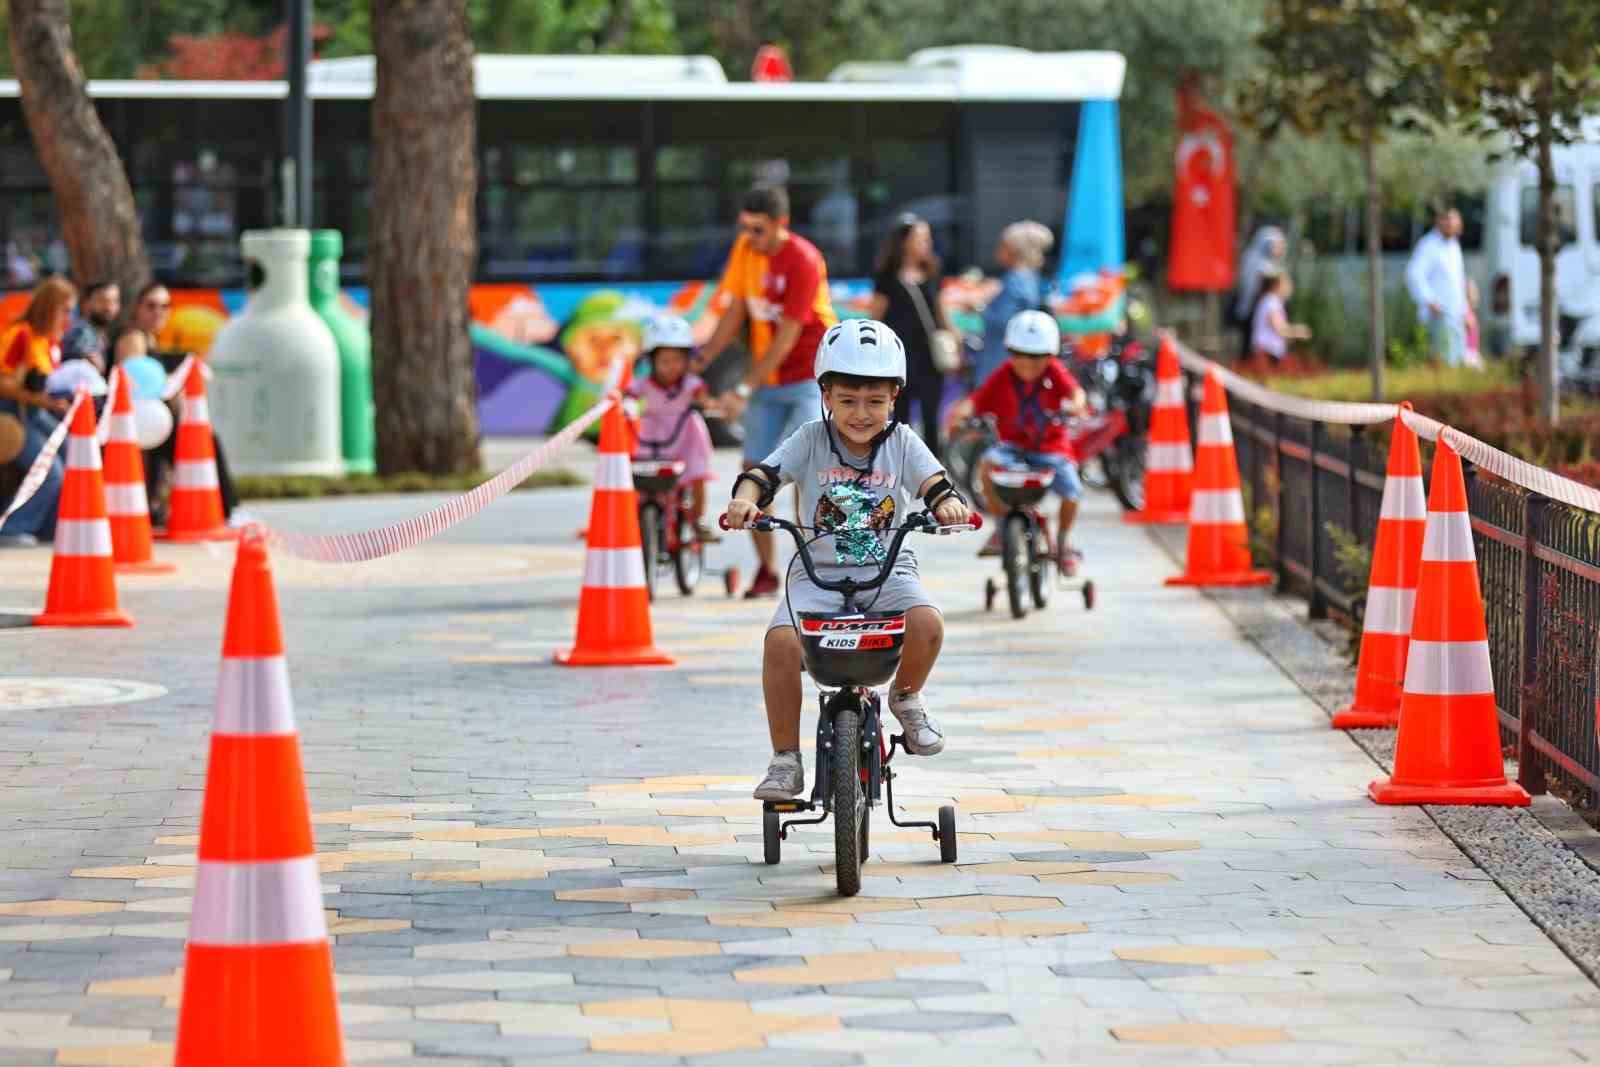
top-left (1405, 207), bottom-right (1467, 367)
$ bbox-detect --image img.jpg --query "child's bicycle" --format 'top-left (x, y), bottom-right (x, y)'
top-left (633, 408), bottom-right (737, 601)
top-left (719, 509), bottom-right (981, 896)
top-left (985, 464), bottom-right (1095, 619)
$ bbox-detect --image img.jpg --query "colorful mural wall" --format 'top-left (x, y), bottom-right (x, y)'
top-left (136, 278), bottom-right (874, 438)
top-left (4, 270), bottom-right (1124, 439)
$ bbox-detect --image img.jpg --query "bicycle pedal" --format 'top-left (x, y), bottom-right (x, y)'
top-left (765, 801), bottom-right (807, 813)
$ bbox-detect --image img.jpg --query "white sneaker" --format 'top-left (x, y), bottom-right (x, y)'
top-left (889, 690), bottom-right (945, 755)
top-left (753, 751), bottom-right (805, 800)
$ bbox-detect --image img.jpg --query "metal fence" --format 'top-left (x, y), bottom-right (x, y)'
top-left (1214, 381), bottom-right (1600, 813)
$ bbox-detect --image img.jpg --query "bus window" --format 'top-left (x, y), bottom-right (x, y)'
top-left (728, 154), bottom-right (857, 273)
top-left (482, 186), bottom-right (643, 279)
top-left (862, 140), bottom-right (958, 269)
top-left (1520, 184), bottom-right (1577, 248)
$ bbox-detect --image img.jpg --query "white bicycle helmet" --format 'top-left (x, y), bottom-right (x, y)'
top-left (1003, 309), bottom-right (1061, 357)
top-left (814, 318), bottom-right (907, 386)
top-left (641, 313), bottom-right (694, 353)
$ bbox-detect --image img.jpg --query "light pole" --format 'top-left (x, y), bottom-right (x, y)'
top-left (284, 0), bottom-right (312, 228)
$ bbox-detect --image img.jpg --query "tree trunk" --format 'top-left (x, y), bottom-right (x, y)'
top-left (601, 0), bottom-right (634, 50)
top-left (1362, 130), bottom-right (1385, 402)
top-left (370, 0), bottom-right (480, 475)
top-left (1536, 108), bottom-right (1559, 426)
top-left (9, 0), bottom-right (149, 298)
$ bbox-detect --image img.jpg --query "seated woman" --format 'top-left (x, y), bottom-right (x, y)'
top-left (112, 283), bottom-right (241, 527)
top-left (0, 278), bottom-right (75, 545)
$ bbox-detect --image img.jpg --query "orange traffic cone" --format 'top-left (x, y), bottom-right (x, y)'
top-left (1368, 440), bottom-right (1529, 806)
top-left (103, 370), bottom-right (175, 575)
top-left (175, 529), bottom-right (343, 1065)
top-left (160, 363), bottom-right (234, 543)
top-left (1123, 334), bottom-right (1193, 524)
top-left (1165, 367), bottom-right (1270, 588)
top-left (1333, 406), bottom-right (1425, 729)
top-left (556, 398), bottom-right (673, 667)
top-left (34, 392), bottom-right (133, 628)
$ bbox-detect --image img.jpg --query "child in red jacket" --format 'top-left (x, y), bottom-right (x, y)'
top-left (947, 310), bottom-right (1088, 571)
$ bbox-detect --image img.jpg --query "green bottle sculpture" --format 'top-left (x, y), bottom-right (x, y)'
top-left (308, 230), bottom-right (376, 474)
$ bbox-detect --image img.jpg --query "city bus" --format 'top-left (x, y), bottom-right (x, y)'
top-left (0, 46), bottom-right (1125, 287)
top-left (0, 46), bottom-right (1127, 436)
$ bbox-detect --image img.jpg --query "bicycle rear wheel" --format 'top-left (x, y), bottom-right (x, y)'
top-left (1029, 524), bottom-right (1053, 610)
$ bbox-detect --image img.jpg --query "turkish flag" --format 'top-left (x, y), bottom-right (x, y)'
top-left (1167, 81), bottom-right (1236, 292)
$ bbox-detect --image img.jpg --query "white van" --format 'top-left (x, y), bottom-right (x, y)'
top-left (1483, 117), bottom-right (1600, 369)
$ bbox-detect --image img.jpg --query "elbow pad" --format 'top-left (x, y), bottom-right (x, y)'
top-left (732, 464), bottom-right (781, 508)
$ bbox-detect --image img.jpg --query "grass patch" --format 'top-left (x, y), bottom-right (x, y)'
top-left (1269, 363), bottom-right (1520, 403)
top-left (236, 467), bottom-right (583, 500)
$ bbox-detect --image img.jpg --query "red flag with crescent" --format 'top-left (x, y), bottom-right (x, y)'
top-left (1167, 79), bottom-right (1236, 292)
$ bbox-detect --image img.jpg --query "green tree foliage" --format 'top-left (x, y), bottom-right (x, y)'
top-left (1242, 0), bottom-right (1452, 400)
top-left (1421, 0), bottom-right (1600, 425)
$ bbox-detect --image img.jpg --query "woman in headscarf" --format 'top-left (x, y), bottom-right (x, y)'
top-left (972, 220), bottom-right (1055, 384)
top-left (1233, 226), bottom-right (1286, 356)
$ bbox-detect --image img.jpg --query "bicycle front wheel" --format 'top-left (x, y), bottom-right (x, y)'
top-left (832, 705), bottom-right (864, 897)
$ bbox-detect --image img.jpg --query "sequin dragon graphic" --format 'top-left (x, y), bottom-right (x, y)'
top-left (815, 481), bottom-right (895, 566)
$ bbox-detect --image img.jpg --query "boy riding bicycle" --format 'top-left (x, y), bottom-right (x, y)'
top-left (946, 309), bottom-right (1089, 572)
top-left (723, 319), bottom-right (971, 800)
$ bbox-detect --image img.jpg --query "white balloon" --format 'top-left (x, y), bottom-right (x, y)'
top-left (133, 398), bottom-right (174, 449)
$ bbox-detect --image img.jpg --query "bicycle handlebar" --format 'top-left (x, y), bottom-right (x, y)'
top-left (717, 511), bottom-right (981, 596)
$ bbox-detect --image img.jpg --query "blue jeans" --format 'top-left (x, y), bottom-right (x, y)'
top-left (0, 399), bottom-right (62, 540)
top-left (983, 443), bottom-right (1083, 502)
top-left (1425, 313), bottom-right (1466, 367)
top-left (744, 378), bottom-right (818, 462)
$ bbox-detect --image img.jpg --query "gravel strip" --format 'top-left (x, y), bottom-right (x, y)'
top-left (1147, 524), bottom-right (1600, 986)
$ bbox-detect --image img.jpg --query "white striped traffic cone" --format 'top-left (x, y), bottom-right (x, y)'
top-left (556, 398), bottom-right (673, 666)
top-left (1165, 367), bottom-right (1270, 587)
top-left (1123, 333), bottom-right (1193, 524)
top-left (103, 368), bottom-right (175, 574)
top-left (161, 361), bottom-right (234, 542)
top-left (1333, 405), bottom-right (1425, 728)
top-left (1368, 441), bottom-right (1528, 806)
top-left (175, 529), bottom-right (343, 1064)
top-left (34, 390), bottom-right (133, 627)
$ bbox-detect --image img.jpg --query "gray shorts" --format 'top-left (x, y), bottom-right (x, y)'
top-left (768, 555), bottom-right (939, 631)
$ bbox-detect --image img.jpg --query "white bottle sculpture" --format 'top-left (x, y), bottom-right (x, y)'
top-left (208, 229), bottom-right (344, 476)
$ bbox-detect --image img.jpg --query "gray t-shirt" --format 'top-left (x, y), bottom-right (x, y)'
top-left (763, 419), bottom-right (945, 571)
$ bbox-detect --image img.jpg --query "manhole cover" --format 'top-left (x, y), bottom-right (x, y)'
top-left (0, 677), bottom-right (167, 711)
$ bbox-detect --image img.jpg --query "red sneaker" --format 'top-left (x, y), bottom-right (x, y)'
top-left (743, 567), bottom-right (781, 599)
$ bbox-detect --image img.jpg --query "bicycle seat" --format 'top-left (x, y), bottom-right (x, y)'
top-left (797, 612), bottom-right (907, 689)
top-left (991, 467), bottom-right (1053, 507)
top-left (631, 460), bottom-right (685, 494)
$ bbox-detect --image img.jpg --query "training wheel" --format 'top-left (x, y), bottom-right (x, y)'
top-left (937, 805), bottom-right (958, 863)
top-left (725, 567), bottom-right (741, 598)
top-left (763, 808), bottom-right (781, 865)
top-left (1082, 580), bottom-right (1096, 611)
top-left (984, 578), bottom-right (997, 612)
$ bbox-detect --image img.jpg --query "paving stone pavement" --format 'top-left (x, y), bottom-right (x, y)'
top-left (2, 465), bottom-right (1600, 1065)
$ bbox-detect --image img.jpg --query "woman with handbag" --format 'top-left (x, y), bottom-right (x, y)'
top-left (870, 212), bottom-right (960, 453)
